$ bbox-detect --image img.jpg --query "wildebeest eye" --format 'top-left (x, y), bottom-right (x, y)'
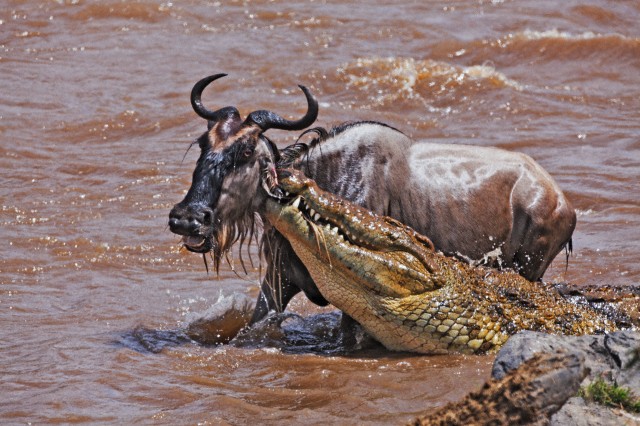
top-left (242, 147), bottom-right (254, 158)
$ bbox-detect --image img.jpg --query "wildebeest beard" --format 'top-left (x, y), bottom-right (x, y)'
top-left (208, 209), bottom-right (262, 275)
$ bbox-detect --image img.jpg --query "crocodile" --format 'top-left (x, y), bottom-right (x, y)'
top-left (261, 169), bottom-right (617, 354)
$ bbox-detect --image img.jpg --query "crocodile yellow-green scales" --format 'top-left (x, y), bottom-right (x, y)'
top-left (261, 170), bottom-right (617, 354)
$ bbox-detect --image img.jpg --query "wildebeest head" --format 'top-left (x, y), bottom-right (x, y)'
top-left (168, 74), bottom-right (318, 269)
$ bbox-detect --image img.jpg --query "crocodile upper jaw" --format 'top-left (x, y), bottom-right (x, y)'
top-left (263, 189), bottom-right (438, 299)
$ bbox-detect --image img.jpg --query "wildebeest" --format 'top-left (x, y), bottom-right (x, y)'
top-left (169, 74), bottom-right (576, 324)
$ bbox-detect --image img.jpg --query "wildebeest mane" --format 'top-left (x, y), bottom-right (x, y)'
top-left (277, 121), bottom-right (403, 169)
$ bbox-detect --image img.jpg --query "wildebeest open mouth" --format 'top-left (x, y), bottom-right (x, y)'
top-left (181, 235), bottom-right (212, 253)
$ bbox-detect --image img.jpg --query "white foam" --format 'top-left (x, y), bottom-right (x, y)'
top-left (520, 29), bottom-right (600, 41)
top-left (461, 63), bottom-right (523, 90)
top-left (576, 209), bottom-right (594, 217)
top-left (515, 29), bottom-right (639, 45)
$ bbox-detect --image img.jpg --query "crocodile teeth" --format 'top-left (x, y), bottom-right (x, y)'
top-left (291, 197), bottom-right (301, 209)
top-left (309, 208), bottom-right (316, 217)
top-left (313, 213), bottom-right (321, 221)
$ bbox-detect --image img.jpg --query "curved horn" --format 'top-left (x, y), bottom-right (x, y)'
top-left (245, 85), bottom-right (319, 132)
top-left (190, 73), bottom-right (228, 121)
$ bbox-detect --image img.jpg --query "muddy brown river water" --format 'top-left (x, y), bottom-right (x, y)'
top-left (1, 1), bottom-right (639, 424)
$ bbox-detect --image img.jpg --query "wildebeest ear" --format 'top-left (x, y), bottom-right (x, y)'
top-left (259, 157), bottom-right (285, 199)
